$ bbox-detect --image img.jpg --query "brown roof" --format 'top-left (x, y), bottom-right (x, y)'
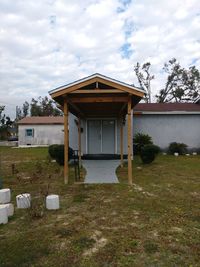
top-left (18, 116), bottom-right (64, 125)
top-left (134, 103), bottom-right (200, 112)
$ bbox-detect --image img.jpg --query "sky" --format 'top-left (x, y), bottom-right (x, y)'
top-left (0, 0), bottom-right (200, 118)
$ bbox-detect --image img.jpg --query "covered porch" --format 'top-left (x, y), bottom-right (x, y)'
top-left (49, 73), bottom-right (145, 185)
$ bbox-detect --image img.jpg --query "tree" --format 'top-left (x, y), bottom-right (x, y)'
top-left (0, 106), bottom-right (13, 140)
top-left (17, 96), bottom-right (63, 118)
top-left (30, 96), bottom-right (62, 116)
top-left (156, 58), bottom-right (200, 103)
top-left (134, 62), bottom-right (154, 103)
top-left (22, 101), bottom-right (29, 117)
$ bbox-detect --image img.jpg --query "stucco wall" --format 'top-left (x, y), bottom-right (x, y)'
top-left (18, 113), bottom-right (78, 149)
top-left (133, 114), bottom-right (200, 149)
top-left (18, 124), bottom-right (64, 146)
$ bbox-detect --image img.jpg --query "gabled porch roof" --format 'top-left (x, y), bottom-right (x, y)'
top-left (49, 73), bottom-right (146, 118)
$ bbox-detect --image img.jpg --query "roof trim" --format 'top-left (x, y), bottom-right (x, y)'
top-left (49, 73), bottom-right (146, 95)
top-left (133, 111), bottom-right (200, 115)
top-left (17, 116), bottom-right (64, 125)
top-left (18, 122), bottom-right (64, 125)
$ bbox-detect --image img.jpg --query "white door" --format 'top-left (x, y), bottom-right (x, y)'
top-left (87, 119), bottom-right (115, 154)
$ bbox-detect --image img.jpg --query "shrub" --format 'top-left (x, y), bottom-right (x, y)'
top-left (133, 133), bottom-right (153, 155)
top-left (168, 142), bottom-right (188, 155)
top-left (48, 145), bottom-right (73, 165)
top-left (140, 144), bottom-right (160, 164)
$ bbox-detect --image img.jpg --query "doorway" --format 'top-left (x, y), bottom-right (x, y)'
top-left (87, 119), bottom-right (116, 154)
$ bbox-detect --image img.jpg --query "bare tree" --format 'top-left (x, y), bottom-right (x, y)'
top-left (156, 58), bottom-right (200, 103)
top-left (134, 62), bottom-right (154, 103)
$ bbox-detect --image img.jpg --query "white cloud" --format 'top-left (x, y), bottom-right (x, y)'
top-left (0, 0), bottom-right (199, 117)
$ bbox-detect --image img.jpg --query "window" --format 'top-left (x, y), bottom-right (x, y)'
top-left (25, 129), bottom-right (34, 137)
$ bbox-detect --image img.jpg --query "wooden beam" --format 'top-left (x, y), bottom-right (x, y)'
top-left (70, 89), bottom-right (125, 94)
top-left (64, 98), bottom-right (69, 184)
top-left (120, 116), bottom-right (124, 168)
top-left (96, 77), bottom-right (145, 98)
top-left (127, 95), bottom-right (133, 185)
top-left (119, 102), bottom-right (127, 116)
top-left (51, 77), bottom-right (98, 98)
top-left (69, 96), bottom-right (129, 103)
top-left (50, 77), bottom-right (145, 98)
top-left (78, 117), bottom-right (82, 168)
top-left (66, 98), bottom-right (85, 118)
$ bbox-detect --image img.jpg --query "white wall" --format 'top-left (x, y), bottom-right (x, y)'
top-left (19, 113), bottom-right (200, 151)
top-left (18, 113), bottom-right (78, 148)
top-left (18, 124), bottom-right (64, 146)
top-left (133, 114), bottom-right (200, 149)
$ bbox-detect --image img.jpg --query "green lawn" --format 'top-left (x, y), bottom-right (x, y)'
top-left (0, 146), bottom-right (200, 267)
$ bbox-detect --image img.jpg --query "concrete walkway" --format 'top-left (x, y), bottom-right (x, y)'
top-left (83, 160), bottom-right (119, 184)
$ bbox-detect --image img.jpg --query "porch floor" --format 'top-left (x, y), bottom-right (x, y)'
top-left (83, 160), bottom-right (119, 184)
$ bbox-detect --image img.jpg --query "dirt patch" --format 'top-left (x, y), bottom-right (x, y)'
top-left (83, 230), bottom-right (108, 257)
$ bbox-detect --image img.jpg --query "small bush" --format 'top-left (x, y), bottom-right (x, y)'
top-left (48, 144), bottom-right (73, 165)
top-left (168, 142), bottom-right (188, 155)
top-left (140, 144), bottom-right (160, 164)
top-left (133, 133), bottom-right (153, 155)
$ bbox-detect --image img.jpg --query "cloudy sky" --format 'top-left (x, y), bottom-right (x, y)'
top-left (1, 0), bottom-right (200, 117)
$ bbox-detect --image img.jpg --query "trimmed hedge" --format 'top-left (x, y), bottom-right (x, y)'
top-left (48, 145), bottom-right (74, 165)
top-left (140, 144), bottom-right (160, 164)
top-left (168, 142), bottom-right (188, 155)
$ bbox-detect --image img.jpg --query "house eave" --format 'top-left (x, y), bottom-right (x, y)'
top-left (49, 73), bottom-right (145, 95)
top-left (133, 111), bottom-right (200, 115)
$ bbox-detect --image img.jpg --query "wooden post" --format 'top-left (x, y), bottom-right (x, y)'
top-left (78, 117), bottom-right (82, 168)
top-left (64, 98), bottom-right (69, 184)
top-left (127, 96), bottom-right (133, 185)
top-left (120, 116), bottom-right (124, 168)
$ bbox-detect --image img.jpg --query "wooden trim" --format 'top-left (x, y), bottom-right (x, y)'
top-left (66, 98), bottom-right (85, 118)
top-left (96, 77), bottom-right (144, 97)
top-left (64, 98), bottom-right (69, 184)
top-left (51, 77), bottom-right (145, 98)
top-left (119, 103), bottom-right (127, 116)
top-left (127, 96), bottom-right (133, 185)
top-left (69, 96), bottom-right (129, 103)
top-left (120, 116), bottom-right (124, 168)
top-left (78, 117), bottom-right (82, 168)
top-left (70, 89), bottom-right (125, 94)
top-left (51, 77), bottom-right (98, 98)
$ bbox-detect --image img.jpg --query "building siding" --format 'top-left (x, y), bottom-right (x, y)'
top-left (19, 112), bottom-right (200, 152)
top-left (18, 113), bottom-right (78, 149)
top-left (133, 114), bottom-right (200, 149)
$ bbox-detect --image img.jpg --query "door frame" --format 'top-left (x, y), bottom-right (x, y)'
top-left (86, 118), bottom-right (117, 154)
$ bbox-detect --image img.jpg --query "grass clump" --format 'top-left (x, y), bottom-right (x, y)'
top-left (144, 240), bottom-right (159, 253)
top-left (73, 236), bottom-right (96, 250)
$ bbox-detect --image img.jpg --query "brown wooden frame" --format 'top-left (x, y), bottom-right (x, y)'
top-left (50, 74), bottom-right (145, 185)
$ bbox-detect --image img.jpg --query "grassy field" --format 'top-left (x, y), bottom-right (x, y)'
top-left (0, 146), bottom-right (200, 267)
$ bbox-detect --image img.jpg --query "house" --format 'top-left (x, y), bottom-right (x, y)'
top-left (18, 102), bottom-right (200, 151)
top-left (133, 102), bottom-right (200, 150)
top-left (18, 116), bottom-right (64, 146)
top-left (17, 73), bottom-right (200, 184)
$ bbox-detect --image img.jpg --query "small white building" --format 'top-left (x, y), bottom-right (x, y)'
top-left (18, 116), bottom-right (65, 146)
